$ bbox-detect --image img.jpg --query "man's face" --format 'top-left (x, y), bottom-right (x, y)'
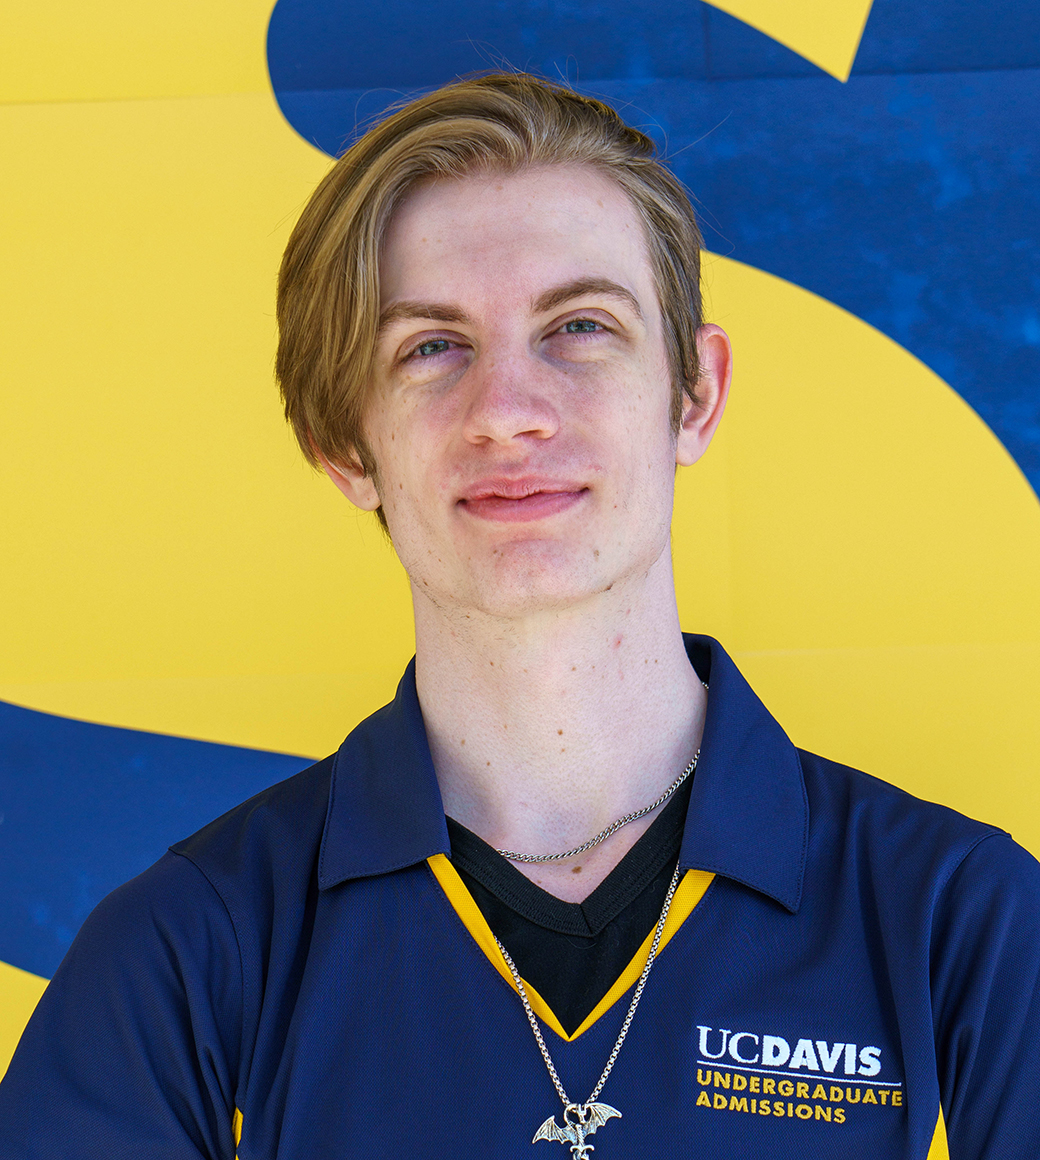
top-left (341, 165), bottom-right (711, 620)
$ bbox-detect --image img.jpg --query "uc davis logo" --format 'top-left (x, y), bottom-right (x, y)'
top-left (698, 1026), bottom-right (882, 1076)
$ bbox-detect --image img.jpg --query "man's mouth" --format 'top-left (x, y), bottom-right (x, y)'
top-left (458, 479), bottom-right (588, 523)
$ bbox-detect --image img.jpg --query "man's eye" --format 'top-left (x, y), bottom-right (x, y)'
top-left (415, 339), bottom-right (451, 357)
top-left (562, 319), bottom-right (599, 334)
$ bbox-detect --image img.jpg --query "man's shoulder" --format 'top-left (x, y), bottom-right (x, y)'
top-left (168, 752), bottom-right (336, 906)
top-left (796, 747), bottom-right (1019, 890)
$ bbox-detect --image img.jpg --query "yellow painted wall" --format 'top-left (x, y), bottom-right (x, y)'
top-left (0, 963), bottom-right (48, 1077)
top-left (675, 256), bottom-right (1040, 851)
top-left (703, 0), bottom-right (875, 81)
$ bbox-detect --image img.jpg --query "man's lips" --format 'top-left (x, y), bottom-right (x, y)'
top-left (458, 480), bottom-right (588, 523)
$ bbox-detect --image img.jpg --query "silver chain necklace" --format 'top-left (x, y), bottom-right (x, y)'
top-left (495, 681), bottom-right (707, 865)
top-left (496, 745), bottom-right (703, 864)
top-left (497, 861), bottom-right (682, 1157)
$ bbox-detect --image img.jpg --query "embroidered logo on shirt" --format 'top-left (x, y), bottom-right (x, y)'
top-left (693, 1025), bottom-right (903, 1125)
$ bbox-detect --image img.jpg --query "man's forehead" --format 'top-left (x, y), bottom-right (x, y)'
top-left (393, 162), bottom-right (638, 224)
top-left (377, 164), bottom-right (655, 316)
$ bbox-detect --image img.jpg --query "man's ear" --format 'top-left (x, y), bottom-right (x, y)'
top-left (314, 449), bottom-right (382, 512)
top-left (675, 324), bottom-right (732, 468)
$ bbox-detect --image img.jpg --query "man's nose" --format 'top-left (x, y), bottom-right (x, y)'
top-left (461, 348), bottom-right (560, 445)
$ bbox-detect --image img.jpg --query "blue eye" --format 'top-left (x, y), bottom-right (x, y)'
top-left (562, 319), bottom-right (599, 334)
top-left (416, 339), bottom-right (450, 357)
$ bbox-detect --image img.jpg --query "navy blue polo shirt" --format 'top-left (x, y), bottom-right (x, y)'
top-left (2, 636), bottom-right (1039, 1159)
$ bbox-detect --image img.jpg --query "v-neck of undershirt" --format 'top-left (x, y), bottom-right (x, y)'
top-left (446, 776), bottom-right (691, 1033)
top-left (447, 777), bottom-right (690, 933)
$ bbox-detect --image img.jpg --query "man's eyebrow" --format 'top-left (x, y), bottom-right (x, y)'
top-left (532, 278), bottom-right (644, 321)
top-left (377, 301), bottom-right (471, 336)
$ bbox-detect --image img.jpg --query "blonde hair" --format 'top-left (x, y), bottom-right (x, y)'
top-left (276, 73), bottom-right (704, 506)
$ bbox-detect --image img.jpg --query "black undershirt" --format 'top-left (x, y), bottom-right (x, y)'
top-left (447, 775), bottom-right (691, 1036)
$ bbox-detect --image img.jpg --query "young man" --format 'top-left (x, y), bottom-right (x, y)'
top-left (2, 74), bottom-right (1039, 1159)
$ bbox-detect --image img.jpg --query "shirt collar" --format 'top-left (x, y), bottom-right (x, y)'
top-left (680, 635), bottom-right (807, 913)
top-left (319, 635), bottom-right (807, 913)
top-left (319, 657), bottom-right (449, 889)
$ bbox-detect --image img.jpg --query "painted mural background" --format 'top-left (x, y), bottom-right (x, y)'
top-left (2, 0), bottom-right (1038, 1071)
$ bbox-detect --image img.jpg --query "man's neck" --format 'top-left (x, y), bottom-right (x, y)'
top-left (413, 552), bottom-right (705, 901)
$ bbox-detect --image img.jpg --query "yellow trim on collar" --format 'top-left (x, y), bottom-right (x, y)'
top-left (427, 853), bottom-right (714, 1042)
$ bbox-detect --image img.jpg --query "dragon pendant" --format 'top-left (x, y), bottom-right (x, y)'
top-left (532, 1102), bottom-right (622, 1158)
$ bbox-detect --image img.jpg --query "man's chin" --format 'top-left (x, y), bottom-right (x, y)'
top-left (441, 554), bottom-right (620, 621)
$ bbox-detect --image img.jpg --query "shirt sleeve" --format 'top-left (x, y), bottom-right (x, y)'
top-left (0, 851), bottom-right (243, 1160)
top-left (931, 831), bottom-right (1040, 1160)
